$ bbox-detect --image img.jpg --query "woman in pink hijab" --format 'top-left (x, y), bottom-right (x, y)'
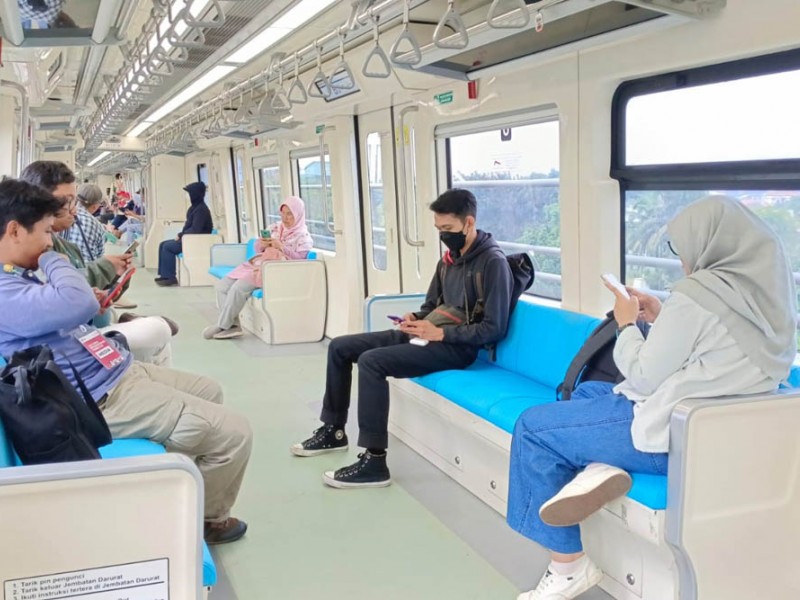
top-left (203, 196), bottom-right (314, 340)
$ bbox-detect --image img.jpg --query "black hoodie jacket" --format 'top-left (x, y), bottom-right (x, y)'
top-left (178, 181), bottom-right (213, 239)
top-left (414, 230), bottom-right (513, 347)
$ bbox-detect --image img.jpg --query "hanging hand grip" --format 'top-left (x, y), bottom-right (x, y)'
top-left (288, 53), bottom-right (308, 104)
top-left (362, 45), bottom-right (392, 79)
top-left (184, 0), bottom-right (226, 29)
top-left (487, 0), bottom-right (530, 29)
top-left (433, 0), bottom-right (469, 50)
top-left (390, 29), bottom-right (422, 66)
top-left (307, 45), bottom-right (332, 98)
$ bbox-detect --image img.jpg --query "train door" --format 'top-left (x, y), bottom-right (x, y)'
top-left (358, 109), bottom-right (401, 295)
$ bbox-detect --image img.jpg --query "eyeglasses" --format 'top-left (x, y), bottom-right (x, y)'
top-left (55, 195), bottom-right (78, 210)
top-left (667, 241), bottom-right (679, 256)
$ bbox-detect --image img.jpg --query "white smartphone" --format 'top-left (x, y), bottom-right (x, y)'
top-left (602, 273), bottom-right (630, 299)
top-left (123, 240), bottom-right (139, 255)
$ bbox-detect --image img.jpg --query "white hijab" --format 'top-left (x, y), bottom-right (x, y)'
top-left (668, 196), bottom-right (797, 381)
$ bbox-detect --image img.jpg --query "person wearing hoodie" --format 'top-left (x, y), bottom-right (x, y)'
top-left (156, 181), bottom-right (213, 287)
top-left (290, 188), bottom-right (513, 489)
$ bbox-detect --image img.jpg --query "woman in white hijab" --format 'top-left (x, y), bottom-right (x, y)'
top-left (507, 196), bottom-right (797, 600)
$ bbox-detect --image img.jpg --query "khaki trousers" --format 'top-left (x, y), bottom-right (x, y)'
top-left (102, 362), bottom-right (252, 522)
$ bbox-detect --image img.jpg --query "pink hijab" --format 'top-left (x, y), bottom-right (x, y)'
top-left (275, 196), bottom-right (308, 240)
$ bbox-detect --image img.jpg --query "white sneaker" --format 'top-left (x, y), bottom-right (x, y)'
top-left (213, 326), bottom-right (244, 340)
top-left (539, 463), bottom-right (632, 526)
top-left (202, 326), bottom-right (222, 340)
top-left (518, 558), bottom-right (603, 600)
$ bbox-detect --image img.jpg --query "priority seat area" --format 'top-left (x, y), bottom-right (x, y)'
top-left (367, 295), bottom-right (800, 600)
top-left (208, 239), bottom-right (327, 344)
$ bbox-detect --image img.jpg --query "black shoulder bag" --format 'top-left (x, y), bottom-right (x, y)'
top-left (0, 346), bottom-right (112, 465)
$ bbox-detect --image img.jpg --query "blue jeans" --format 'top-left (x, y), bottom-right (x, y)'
top-left (506, 382), bottom-right (668, 553)
top-left (158, 239), bottom-right (182, 279)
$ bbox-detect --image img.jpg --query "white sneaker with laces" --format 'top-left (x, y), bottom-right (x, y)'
top-left (539, 463), bottom-right (632, 527)
top-left (518, 558), bottom-right (603, 600)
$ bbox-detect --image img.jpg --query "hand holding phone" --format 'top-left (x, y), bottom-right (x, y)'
top-left (101, 267), bottom-right (136, 309)
top-left (602, 273), bottom-right (630, 299)
top-left (260, 229), bottom-right (271, 239)
top-left (387, 315), bottom-right (404, 325)
top-left (123, 240), bottom-right (139, 255)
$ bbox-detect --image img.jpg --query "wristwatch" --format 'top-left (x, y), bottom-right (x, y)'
top-left (616, 322), bottom-right (636, 336)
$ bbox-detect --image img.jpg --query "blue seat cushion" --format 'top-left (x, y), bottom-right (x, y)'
top-left (202, 543), bottom-right (217, 586)
top-left (246, 238), bottom-right (258, 259)
top-left (628, 473), bottom-right (667, 510)
top-left (208, 266), bottom-right (234, 279)
top-left (99, 438), bottom-right (167, 459)
top-left (252, 289), bottom-right (263, 299)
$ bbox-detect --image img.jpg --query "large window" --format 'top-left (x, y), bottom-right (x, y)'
top-left (613, 49), bottom-right (800, 339)
top-left (295, 154), bottom-right (335, 252)
top-left (366, 132), bottom-right (387, 270)
top-left (444, 118), bottom-right (561, 299)
top-left (258, 165), bottom-right (282, 228)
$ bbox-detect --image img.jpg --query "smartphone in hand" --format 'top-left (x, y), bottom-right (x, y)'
top-left (101, 267), bottom-right (136, 309)
top-left (387, 315), bottom-right (404, 325)
top-left (602, 273), bottom-right (630, 299)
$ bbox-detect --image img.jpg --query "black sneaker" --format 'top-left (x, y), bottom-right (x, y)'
top-left (322, 451), bottom-right (391, 489)
top-left (290, 425), bottom-right (348, 457)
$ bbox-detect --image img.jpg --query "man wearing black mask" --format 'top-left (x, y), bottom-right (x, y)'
top-left (291, 188), bottom-right (513, 488)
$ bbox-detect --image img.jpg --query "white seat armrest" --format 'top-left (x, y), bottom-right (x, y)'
top-left (666, 390), bottom-right (800, 600)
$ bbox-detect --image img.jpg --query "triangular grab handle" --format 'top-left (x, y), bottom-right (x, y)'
top-left (288, 78), bottom-right (308, 104)
top-left (329, 60), bottom-right (356, 91)
top-left (183, 0), bottom-right (226, 29)
top-left (390, 28), bottom-right (422, 66)
top-left (486, 0), bottom-right (530, 29)
top-left (272, 87), bottom-right (292, 111)
top-left (433, 2), bottom-right (469, 50)
top-left (362, 44), bottom-right (392, 79)
top-left (307, 70), bottom-right (332, 98)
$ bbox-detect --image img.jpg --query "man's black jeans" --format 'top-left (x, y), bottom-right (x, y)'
top-left (320, 329), bottom-right (479, 448)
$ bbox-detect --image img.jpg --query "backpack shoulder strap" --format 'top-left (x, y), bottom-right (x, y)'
top-left (559, 317), bottom-right (616, 400)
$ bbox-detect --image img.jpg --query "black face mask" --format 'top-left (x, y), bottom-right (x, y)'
top-left (440, 229), bottom-right (467, 256)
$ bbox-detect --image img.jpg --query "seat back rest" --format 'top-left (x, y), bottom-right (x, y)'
top-left (246, 238), bottom-right (258, 260)
top-left (493, 300), bottom-right (601, 389)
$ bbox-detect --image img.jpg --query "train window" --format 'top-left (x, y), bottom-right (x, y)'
top-left (295, 154), bottom-right (335, 252)
top-left (366, 132), bottom-right (386, 270)
top-left (258, 165), bottom-right (282, 228)
top-left (443, 119), bottom-right (561, 300)
top-left (613, 50), bottom-right (800, 339)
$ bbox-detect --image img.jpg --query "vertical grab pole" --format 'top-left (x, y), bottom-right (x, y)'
top-left (397, 106), bottom-right (424, 247)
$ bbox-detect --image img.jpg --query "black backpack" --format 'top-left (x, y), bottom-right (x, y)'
top-left (0, 346), bottom-right (112, 465)
top-left (469, 252), bottom-right (535, 360)
top-left (556, 312), bottom-right (649, 401)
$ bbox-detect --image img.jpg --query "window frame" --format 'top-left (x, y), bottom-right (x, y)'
top-left (434, 107), bottom-right (562, 300)
top-left (290, 146), bottom-right (335, 253)
top-left (612, 48), bottom-right (800, 301)
top-left (611, 48), bottom-right (800, 191)
top-left (255, 156), bottom-right (281, 230)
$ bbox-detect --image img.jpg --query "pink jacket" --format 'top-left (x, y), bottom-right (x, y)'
top-left (227, 223), bottom-right (314, 287)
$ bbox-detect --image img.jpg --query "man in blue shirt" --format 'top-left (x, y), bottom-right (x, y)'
top-left (0, 179), bottom-right (252, 545)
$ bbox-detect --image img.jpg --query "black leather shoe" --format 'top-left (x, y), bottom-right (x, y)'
top-left (204, 517), bottom-right (248, 545)
top-left (155, 278), bottom-right (178, 287)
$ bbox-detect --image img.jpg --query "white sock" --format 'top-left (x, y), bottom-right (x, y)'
top-left (549, 555), bottom-right (588, 576)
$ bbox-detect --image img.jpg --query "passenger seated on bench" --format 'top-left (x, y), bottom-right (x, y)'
top-left (155, 181), bottom-right (213, 287)
top-left (291, 189), bottom-right (513, 489)
top-left (20, 162), bottom-right (176, 366)
top-left (203, 195), bottom-right (313, 340)
top-left (507, 196), bottom-right (797, 600)
top-left (58, 183), bottom-right (107, 263)
top-left (0, 179), bottom-right (252, 545)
